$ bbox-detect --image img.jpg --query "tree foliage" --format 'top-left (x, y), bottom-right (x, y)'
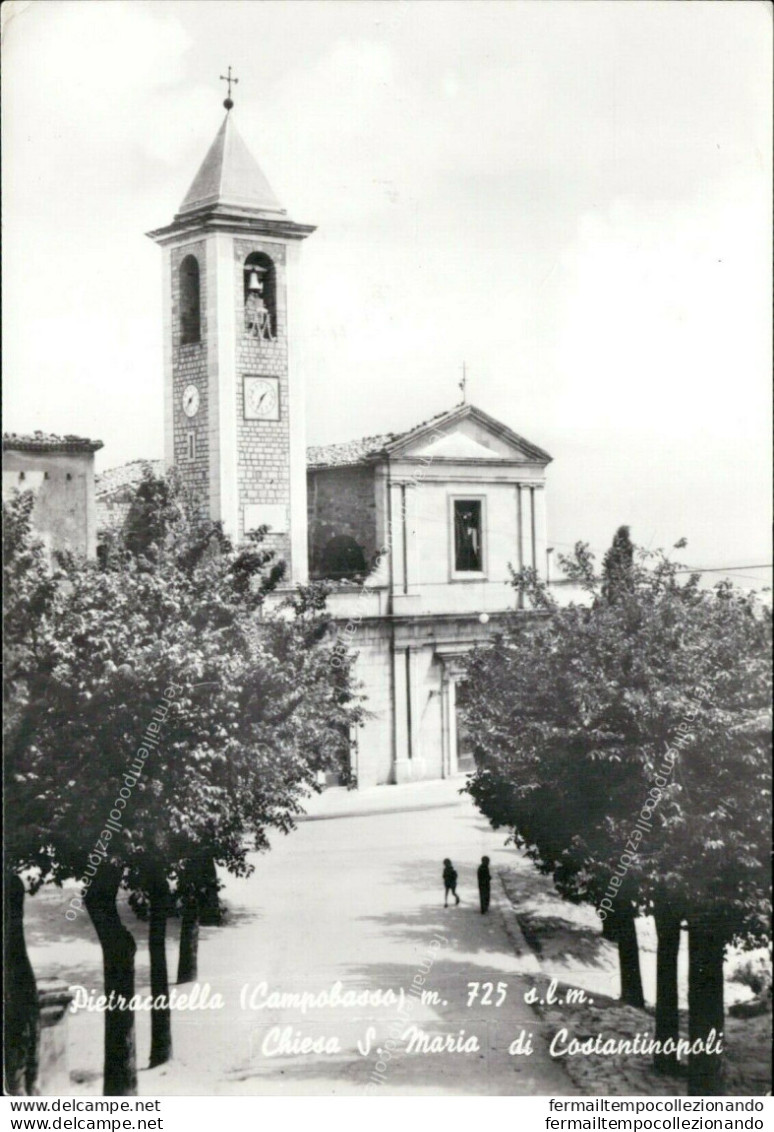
top-left (465, 536), bottom-right (770, 938)
top-left (462, 533), bottom-right (771, 1090)
top-left (3, 471), bottom-right (364, 1091)
top-left (6, 470), bottom-right (362, 884)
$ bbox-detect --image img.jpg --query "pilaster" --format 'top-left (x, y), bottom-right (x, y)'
top-left (207, 232), bottom-right (238, 539)
top-left (285, 241), bottom-right (308, 583)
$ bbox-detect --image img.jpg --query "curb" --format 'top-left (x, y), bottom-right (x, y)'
top-left (297, 799), bottom-right (463, 823)
top-left (492, 869), bottom-right (542, 975)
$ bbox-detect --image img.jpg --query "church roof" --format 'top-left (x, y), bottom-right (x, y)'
top-left (95, 459), bottom-right (165, 536)
top-left (95, 459), bottom-right (165, 499)
top-left (306, 432), bottom-right (399, 469)
top-left (306, 403), bottom-right (552, 468)
top-left (3, 431), bottom-right (103, 454)
top-left (306, 406), bottom-right (456, 469)
top-left (177, 112), bottom-right (285, 218)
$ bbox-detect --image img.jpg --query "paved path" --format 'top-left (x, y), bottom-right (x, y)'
top-left (27, 780), bottom-right (576, 1095)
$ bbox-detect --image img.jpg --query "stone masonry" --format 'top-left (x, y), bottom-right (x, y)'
top-left (170, 239), bottom-right (209, 513)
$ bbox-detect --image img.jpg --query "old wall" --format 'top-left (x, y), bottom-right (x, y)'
top-left (307, 465), bottom-right (378, 579)
top-left (3, 450), bottom-right (97, 559)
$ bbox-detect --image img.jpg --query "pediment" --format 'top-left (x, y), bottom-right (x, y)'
top-left (413, 431), bottom-right (504, 460)
top-left (392, 406), bottom-right (549, 464)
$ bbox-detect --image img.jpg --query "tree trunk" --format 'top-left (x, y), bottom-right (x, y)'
top-left (613, 903), bottom-right (646, 1009)
top-left (601, 915), bottom-right (616, 942)
top-left (176, 891), bottom-right (199, 985)
top-left (177, 855), bottom-right (219, 984)
top-left (147, 869), bottom-right (172, 1068)
top-left (197, 856), bottom-right (221, 926)
top-left (653, 907), bottom-right (682, 1074)
top-left (84, 867), bottom-right (137, 1096)
top-left (688, 919), bottom-right (726, 1096)
top-left (4, 875), bottom-right (40, 1096)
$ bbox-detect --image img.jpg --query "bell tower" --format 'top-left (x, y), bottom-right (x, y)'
top-left (147, 75), bottom-right (315, 582)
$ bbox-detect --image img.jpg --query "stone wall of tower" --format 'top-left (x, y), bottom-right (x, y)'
top-left (170, 240), bottom-right (209, 514)
top-left (233, 238), bottom-right (292, 569)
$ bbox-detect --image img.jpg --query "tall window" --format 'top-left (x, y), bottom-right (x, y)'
top-left (454, 499), bottom-right (483, 572)
top-left (243, 252), bottom-right (277, 339)
top-left (179, 255), bottom-right (200, 344)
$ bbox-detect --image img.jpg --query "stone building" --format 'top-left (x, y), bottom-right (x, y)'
top-left (2, 432), bottom-right (103, 560)
top-left (108, 99), bottom-right (558, 787)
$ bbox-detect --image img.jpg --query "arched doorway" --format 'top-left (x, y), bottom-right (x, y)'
top-left (319, 534), bottom-right (367, 579)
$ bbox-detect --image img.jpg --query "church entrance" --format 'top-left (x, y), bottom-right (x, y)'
top-left (453, 677), bottom-right (476, 773)
top-left (318, 723), bottom-right (354, 788)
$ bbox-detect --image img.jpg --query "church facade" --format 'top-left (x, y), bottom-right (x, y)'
top-left (138, 103), bottom-right (555, 787)
top-left (306, 404), bottom-right (551, 785)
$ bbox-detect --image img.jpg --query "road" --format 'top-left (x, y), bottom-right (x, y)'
top-left (27, 779), bottom-right (576, 1095)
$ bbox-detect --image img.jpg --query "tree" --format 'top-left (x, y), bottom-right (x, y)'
top-left (600, 525), bottom-right (635, 604)
top-left (643, 578), bottom-right (771, 1093)
top-left (462, 538), bottom-right (771, 1093)
top-left (3, 492), bottom-right (59, 1094)
top-left (4, 876), bottom-right (40, 1095)
top-left (3, 471), bottom-right (363, 1094)
top-left (462, 587), bottom-right (647, 1010)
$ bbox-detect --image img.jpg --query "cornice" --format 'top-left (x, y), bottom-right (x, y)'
top-left (147, 208), bottom-right (316, 246)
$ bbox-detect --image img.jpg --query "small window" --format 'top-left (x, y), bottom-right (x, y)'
top-left (180, 255), bottom-right (201, 344)
top-left (454, 499), bottom-right (483, 573)
top-left (18, 472), bottom-right (26, 482)
top-left (186, 432), bottom-right (197, 461)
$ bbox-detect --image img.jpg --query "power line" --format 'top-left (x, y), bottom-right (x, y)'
top-left (675, 565), bottom-right (772, 574)
top-left (395, 520), bottom-right (773, 575)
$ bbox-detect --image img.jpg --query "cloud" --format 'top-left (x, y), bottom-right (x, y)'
top-left (3, 0), bottom-right (770, 568)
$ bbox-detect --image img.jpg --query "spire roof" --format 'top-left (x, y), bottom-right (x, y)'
top-left (177, 112), bottom-right (285, 218)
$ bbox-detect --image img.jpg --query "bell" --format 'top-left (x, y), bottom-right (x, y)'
top-left (247, 268), bottom-right (263, 294)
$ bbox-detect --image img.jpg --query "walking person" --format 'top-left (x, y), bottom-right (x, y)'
top-left (442, 859), bottom-right (460, 907)
top-left (477, 856), bottom-right (491, 914)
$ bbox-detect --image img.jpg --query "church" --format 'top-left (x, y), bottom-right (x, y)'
top-left (104, 93), bottom-right (556, 788)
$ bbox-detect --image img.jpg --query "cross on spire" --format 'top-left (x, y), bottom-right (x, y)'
top-left (459, 361), bottom-right (467, 403)
top-left (220, 66), bottom-right (239, 110)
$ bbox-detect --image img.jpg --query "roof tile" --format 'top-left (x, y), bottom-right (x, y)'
top-left (95, 459), bottom-right (164, 498)
top-left (3, 431), bottom-right (103, 453)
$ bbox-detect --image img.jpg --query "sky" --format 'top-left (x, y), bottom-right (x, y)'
top-left (2, 0), bottom-right (771, 584)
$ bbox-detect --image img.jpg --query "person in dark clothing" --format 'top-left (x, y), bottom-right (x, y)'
top-left (477, 856), bottom-right (491, 914)
top-left (442, 859), bottom-right (460, 907)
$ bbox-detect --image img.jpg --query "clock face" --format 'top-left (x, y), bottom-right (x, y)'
top-left (182, 384), bottom-right (200, 418)
top-left (244, 376), bottom-right (279, 421)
